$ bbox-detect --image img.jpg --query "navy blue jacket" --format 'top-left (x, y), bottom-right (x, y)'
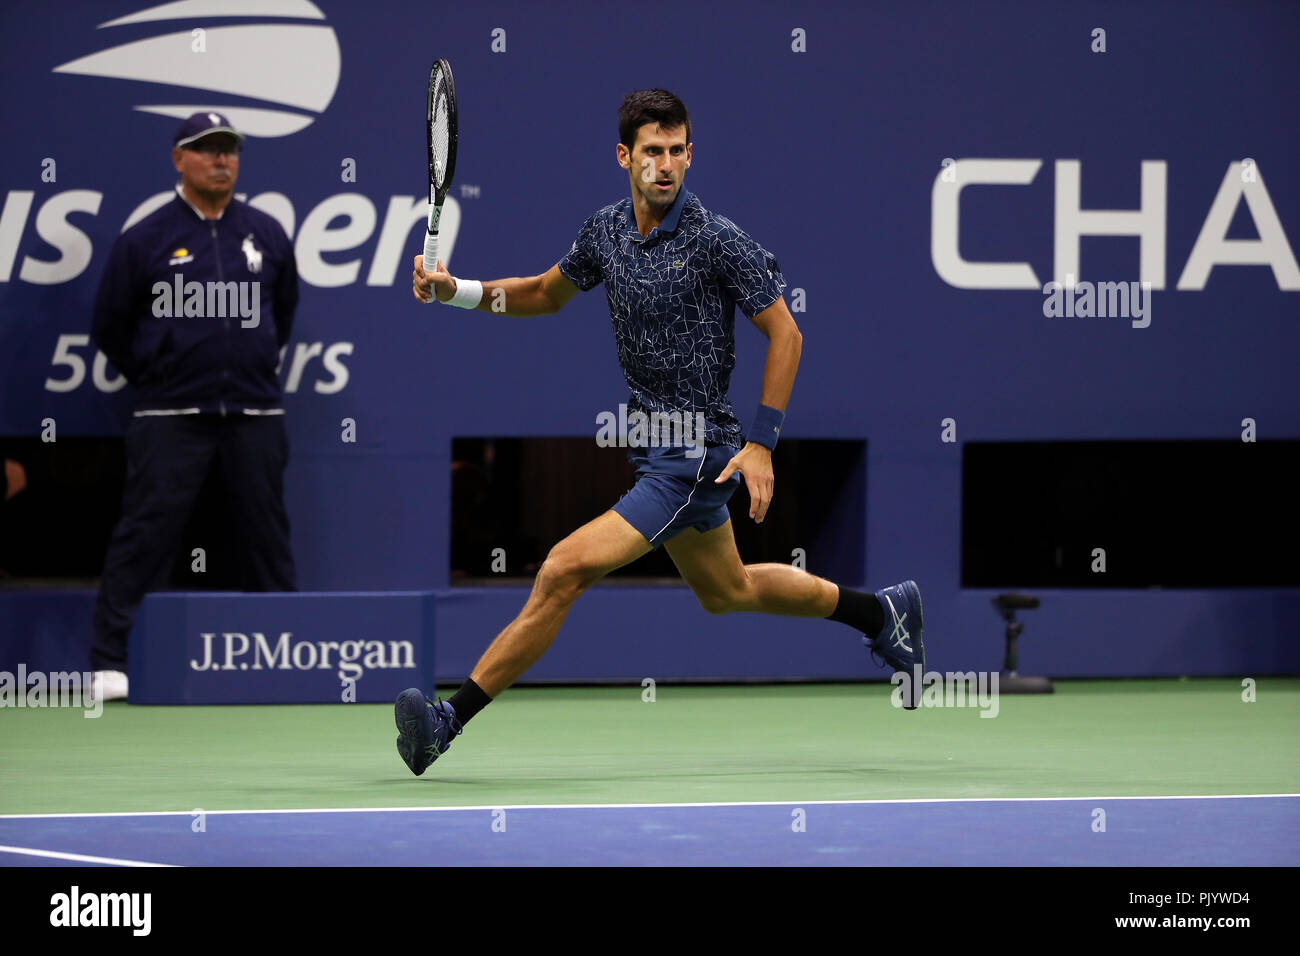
top-left (92, 190), bottom-right (297, 414)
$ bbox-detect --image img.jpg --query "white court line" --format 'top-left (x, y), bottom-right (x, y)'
top-left (0, 793), bottom-right (1296, 820)
top-left (0, 844), bottom-right (175, 867)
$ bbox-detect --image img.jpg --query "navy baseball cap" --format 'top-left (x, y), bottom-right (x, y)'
top-left (173, 111), bottom-right (245, 147)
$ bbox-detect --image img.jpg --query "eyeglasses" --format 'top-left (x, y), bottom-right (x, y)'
top-left (184, 141), bottom-right (241, 157)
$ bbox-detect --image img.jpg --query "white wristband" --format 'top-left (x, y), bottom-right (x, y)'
top-left (447, 277), bottom-right (483, 309)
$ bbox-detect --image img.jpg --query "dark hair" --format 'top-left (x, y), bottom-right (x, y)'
top-left (618, 90), bottom-right (691, 150)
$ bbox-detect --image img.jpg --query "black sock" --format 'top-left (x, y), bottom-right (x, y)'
top-left (826, 587), bottom-right (884, 638)
top-left (447, 678), bottom-right (493, 725)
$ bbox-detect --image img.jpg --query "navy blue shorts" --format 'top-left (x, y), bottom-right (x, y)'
top-left (611, 442), bottom-right (742, 548)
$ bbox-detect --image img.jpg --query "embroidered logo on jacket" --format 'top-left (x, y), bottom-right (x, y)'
top-left (241, 235), bottom-right (262, 273)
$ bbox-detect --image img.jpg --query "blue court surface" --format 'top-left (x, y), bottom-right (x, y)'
top-left (2, 795), bottom-right (1296, 866)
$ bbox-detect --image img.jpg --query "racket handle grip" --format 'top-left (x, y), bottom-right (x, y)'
top-left (422, 200), bottom-right (444, 304)
top-left (421, 232), bottom-right (440, 304)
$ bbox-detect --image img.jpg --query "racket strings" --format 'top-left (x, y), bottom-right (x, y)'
top-left (431, 87), bottom-right (450, 186)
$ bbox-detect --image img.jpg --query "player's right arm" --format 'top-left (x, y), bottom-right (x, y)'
top-left (412, 257), bottom-right (579, 316)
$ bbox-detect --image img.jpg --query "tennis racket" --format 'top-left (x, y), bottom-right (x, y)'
top-left (422, 58), bottom-right (458, 301)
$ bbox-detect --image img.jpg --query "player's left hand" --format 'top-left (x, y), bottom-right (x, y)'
top-left (715, 443), bottom-right (774, 524)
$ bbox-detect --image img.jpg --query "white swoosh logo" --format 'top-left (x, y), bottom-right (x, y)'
top-left (54, 6), bottom-right (339, 138)
top-left (99, 0), bottom-right (325, 28)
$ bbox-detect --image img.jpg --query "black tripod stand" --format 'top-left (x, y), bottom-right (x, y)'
top-left (992, 594), bottom-right (1054, 693)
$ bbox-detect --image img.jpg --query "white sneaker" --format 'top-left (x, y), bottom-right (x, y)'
top-left (91, 670), bottom-right (129, 702)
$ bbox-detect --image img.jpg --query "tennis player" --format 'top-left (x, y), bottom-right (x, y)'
top-left (397, 90), bottom-right (924, 775)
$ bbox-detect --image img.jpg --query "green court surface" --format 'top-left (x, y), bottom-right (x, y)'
top-left (2, 679), bottom-right (1296, 815)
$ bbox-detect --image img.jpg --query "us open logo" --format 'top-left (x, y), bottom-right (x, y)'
top-left (52, 0), bottom-right (341, 138)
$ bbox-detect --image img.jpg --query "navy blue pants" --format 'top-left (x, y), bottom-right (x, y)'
top-left (91, 415), bottom-right (297, 671)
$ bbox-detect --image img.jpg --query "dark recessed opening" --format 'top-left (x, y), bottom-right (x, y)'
top-left (962, 440), bottom-right (1300, 588)
top-left (1, 435), bottom-right (246, 589)
top-left (450, 437), bottom-right (866, 586)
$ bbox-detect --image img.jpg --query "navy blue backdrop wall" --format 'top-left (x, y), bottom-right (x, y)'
top-left (2, 0), bottom-right (1297, 680)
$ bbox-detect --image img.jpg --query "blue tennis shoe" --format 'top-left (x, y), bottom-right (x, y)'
top-left (395, 688), bottom-right (463, 775)
top-left (865, 580), bottom-right (926, 709)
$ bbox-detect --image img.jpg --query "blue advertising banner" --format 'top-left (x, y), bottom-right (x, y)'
top-left (127, 592), bottom-right (435, 704)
